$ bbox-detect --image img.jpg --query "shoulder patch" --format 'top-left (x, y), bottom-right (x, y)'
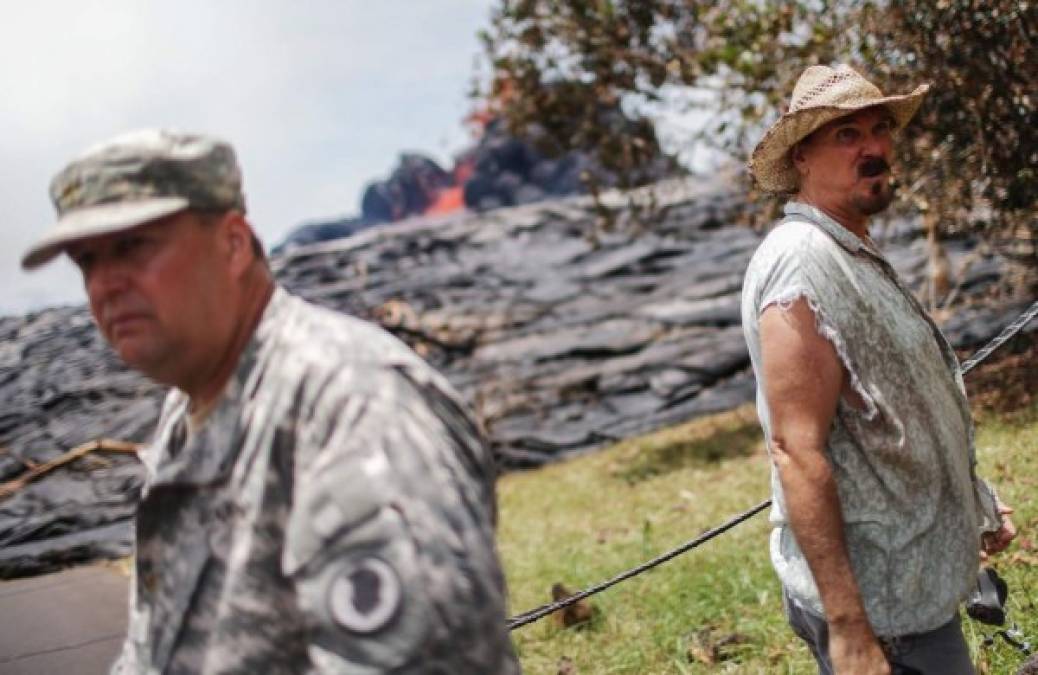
top-left (327, 556), bottom-right (402, 634)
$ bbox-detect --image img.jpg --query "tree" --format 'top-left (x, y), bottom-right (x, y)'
top-left (479, 0), bottom-right (1037, 282)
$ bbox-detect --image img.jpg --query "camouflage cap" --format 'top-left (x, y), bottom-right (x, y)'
top-left (22, 129), bottom-right (246, 270)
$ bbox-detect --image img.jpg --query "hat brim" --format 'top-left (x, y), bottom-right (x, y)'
top-left (748, 84), bottom-right (930, 194)
top-left (21, 197), bottom-right (190, 270)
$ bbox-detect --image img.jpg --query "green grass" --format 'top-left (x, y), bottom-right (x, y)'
top-left (498, 403), bottom-right (1038, 674)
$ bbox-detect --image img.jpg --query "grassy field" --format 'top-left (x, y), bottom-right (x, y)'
top-left (498, 401), bottom-right (1038, 674)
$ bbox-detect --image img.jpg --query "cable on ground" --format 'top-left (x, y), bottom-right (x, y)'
top-left (507, 298), bottom-right (1038, 631)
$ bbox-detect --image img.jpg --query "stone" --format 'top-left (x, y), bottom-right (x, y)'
top-left (0, 174), bottom-right (1031, 576)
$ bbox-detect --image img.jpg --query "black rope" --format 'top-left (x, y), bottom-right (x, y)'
top-left (507, 499), bottom-right (771, 630)
top-left (507, 299), bottom-right (1038, 631)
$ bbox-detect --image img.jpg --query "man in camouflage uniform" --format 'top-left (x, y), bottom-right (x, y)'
top-left (22, 130), bottom-right (521, 674)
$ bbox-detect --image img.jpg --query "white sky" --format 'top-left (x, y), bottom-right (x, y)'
top-left (1, 1), bottom-right (492, 315)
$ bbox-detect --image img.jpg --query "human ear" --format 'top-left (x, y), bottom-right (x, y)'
top-left (792, 143), bottom-right (809, 177)
top-left (221, 212), bottom-right (254, 278)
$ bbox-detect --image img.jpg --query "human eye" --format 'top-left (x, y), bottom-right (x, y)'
top-left (69, 250), bottom-right (95, 273)
top-left (115, 235), bottom-right (152, 259)
top-left (836, 127), bottom-right (860, 143)
top-left (875, 119), bottom-right (894, 136)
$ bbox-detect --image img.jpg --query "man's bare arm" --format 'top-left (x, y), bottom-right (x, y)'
top-left (759, 298), bottom-right (888, 675)
top-left (982, 501), bottom-right (1017, 560)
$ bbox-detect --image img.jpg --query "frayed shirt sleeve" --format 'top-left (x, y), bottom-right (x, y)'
top-left (747, 224), bottom-right (878, 421)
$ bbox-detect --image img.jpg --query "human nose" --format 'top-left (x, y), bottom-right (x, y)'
top-left (863, 131), bottom-right (891, 159)
top-left (84, 257), bottom-right (131, 307)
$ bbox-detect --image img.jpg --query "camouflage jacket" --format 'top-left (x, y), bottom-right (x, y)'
top-left (112, 287), bottom-right (521, 674)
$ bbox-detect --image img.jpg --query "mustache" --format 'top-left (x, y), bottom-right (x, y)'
top-left (858, 157), bottom-right (890, 178)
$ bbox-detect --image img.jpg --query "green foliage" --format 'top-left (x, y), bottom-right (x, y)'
top-left (480, 0), bottom-right (1036, 263)
top-left (498, 403), bottom-right (1038, 673)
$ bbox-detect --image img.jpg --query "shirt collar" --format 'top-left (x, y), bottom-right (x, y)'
top-left (145, 285), bottom-right (290, 487)
top-left (783, 201), bottom-right (877, 256)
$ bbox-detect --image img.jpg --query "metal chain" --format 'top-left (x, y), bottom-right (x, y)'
top-left (507, 299), bottom-right (1038, 631)
top-left (961, 299), bottom-right (1038, 375)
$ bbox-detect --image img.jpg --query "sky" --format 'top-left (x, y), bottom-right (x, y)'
top-left (0, 1), bottom-right (494, 315)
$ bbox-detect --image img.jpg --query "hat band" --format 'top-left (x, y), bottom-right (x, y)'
top-left (56, 174), bottom-right (243, 215)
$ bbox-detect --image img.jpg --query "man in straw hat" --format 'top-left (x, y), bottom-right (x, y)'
top-left (22, 129), bottom-right (520, 674)
top-left (740, 65), bottom-right (1017, 674)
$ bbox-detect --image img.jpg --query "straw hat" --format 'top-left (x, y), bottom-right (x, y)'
top-left (748, 64), bottom-right (929, 193)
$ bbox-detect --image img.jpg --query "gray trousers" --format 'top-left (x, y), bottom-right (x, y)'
top-left (783, 591), bottom-right (975, 674)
